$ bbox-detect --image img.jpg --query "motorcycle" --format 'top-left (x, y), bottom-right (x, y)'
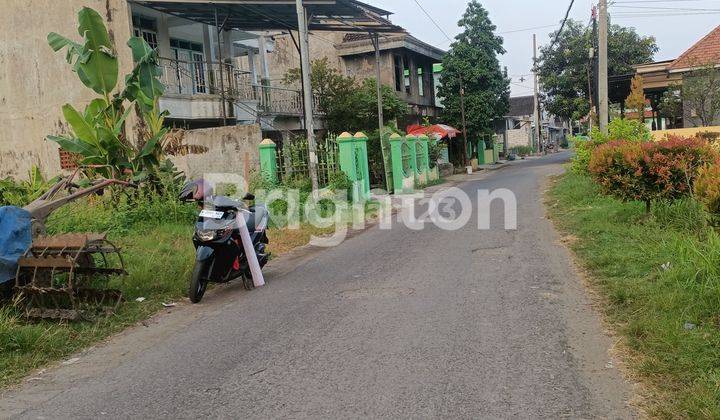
top-left (179, 180), bottom-right (270, 303)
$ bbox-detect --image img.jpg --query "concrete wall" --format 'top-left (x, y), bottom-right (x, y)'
top-left (265, 31), bottom-right (346, 84)
top-left (650, 125), bottom-right (720, 141)
top-left (343, 50), bottom-right (395, 87)
top-left (506, 126), bottom-right (532, 148)
top-left (160, 94), bottom-right (225, 120)
top-left (0, 0), bottom-right (135, 180)
top-left (171, 125), bottom-right (263, 180)
top-left (342, 50), bottom-right (436, 109)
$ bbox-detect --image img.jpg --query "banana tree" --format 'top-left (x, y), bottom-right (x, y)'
top-left (47, 7), bottom-right (167, 181)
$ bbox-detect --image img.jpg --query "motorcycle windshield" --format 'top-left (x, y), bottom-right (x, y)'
top-left (206, 195), bottom-right (248, 210)
top-left (196, 217), bottom-right (235, 231)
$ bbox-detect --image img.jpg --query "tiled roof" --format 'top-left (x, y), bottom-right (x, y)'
top-left (669, 25), bottom-right (720, 71)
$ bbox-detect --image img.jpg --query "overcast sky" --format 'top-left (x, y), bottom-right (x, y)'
top-left (362, 0), bottom-right (720, 97)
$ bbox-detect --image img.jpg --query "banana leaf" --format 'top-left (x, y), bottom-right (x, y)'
top-left (62, 104), bottom-right (99, 146)
top-left (75, 8), bottom-right (118, 95)
top-left (47, 135), bottom-right (101, 158)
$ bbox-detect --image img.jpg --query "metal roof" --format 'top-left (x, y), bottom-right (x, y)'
top-left (128, 0), bottom-right (403, 33)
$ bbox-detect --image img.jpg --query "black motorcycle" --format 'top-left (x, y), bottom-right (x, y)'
top-left (180, 181), bottom-right (270, 303)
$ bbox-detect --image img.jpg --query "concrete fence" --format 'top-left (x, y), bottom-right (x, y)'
top-left (259, 132), bottom-right (439, 199)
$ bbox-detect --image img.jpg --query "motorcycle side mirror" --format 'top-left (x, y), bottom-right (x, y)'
top-left (243, 193), bottom-right (255, 201)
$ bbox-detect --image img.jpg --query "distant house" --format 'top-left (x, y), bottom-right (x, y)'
top-left (496, 95), bottom-right (569, 151)
top-left (500, 96), bottom-right (535, 149)
top-left (610, 24), bottom-right (720, 129)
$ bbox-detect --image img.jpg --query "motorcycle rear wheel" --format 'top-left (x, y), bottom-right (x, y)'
top-left (189, 261), bottom-right (210, 303)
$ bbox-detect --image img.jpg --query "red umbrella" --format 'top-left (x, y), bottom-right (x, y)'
top-left (406, 124), bottom-right (461, 140)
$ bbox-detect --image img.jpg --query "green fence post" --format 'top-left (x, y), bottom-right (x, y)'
top-left (406, 135), bottom-right (418, 187)
top-left (259, 138), bottom-right (278, 183)
top-left (354, 132), bottom-right (371, 200)
top-left (477, 137), bottom-right (486, 165)
top-left (418, 134), bottom-right (430, 183)
top-left (338, 132), bottom-right (357, 197)
top-left (389, 133), bottom-right (405, 194)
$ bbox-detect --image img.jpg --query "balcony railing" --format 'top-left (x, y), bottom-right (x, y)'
top-left (157, 57), bottom-right (307, 116)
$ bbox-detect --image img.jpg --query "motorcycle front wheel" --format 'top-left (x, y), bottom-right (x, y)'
top-left (189, 260), bottom-right (211, 303)
top-left (242, 274), bottom-right (255, 291)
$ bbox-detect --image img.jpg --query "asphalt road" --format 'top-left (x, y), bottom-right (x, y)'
top-left (1, 152), bottom-right (635, 419)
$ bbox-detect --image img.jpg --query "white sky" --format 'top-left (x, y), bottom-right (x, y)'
top-left (362, 0), bottom-right (720, 96)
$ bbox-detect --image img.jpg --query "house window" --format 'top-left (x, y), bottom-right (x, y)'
top-left (132, 15), bottom-right (158, 50)
top-left (393, 55), bottom-right (403, 92)
top-left (418, 67), bottom-right (424, 97)
top-left (404, 62), bottom-right (411, 94)
top-left (170, 39), bottom-right (206, 94)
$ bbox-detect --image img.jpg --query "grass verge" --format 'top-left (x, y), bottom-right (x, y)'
top-left (547, 171), bottom-right (720, 418)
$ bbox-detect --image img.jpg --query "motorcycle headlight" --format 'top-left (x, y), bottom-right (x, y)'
top-left (196, 229), bottom-right (217, 242)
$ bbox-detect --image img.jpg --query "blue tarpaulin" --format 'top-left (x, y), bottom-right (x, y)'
top-left (0, 206), bottom-right (32, 285)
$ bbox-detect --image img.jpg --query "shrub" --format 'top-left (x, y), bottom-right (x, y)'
top-left (572, 119), bottom-right (651, 175)
top-left (46, 186), bottom-right (197, 236)
top-left (428, 139), bottom-right (444, 169)
top-left (570, 136), bottom-right (601, 174)
top-left (0, 166), bottom-right (60, 207)
top-left (589, 137), bottom-right (718, 212)
top-left (510, 145), bottom-right (533, 156)
top-left (694, 163), bottom-right (720, 223)
top-left (590, 118), bottom-right (652, 143)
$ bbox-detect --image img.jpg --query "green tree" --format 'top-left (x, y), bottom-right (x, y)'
top-left (659, 87), bottom-right (683, 128)
top-left (284, 59), bottom-right (407, 133)
top-left (437, 1), bottom-right (510, 142)
top-left (537, 20), bottom-right (657, 121)
top-left (682, 65), bottom-right (720, 127)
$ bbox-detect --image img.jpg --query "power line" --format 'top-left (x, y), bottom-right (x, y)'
top-left (612, 4), bottom-right (720, 11)
top-left (547, 0), bottom-right (576, 51)
top-left (411, 0), bottom-right (454, 42)
top-left (500, 24), bottom-right (560, 35)
top-left (427, 23), bottom-right (561, 49)
top-left (613, 11), bottom-right (720, 16)
top-left (613, 0), bottom-right (720, 3)
top-left (511, 81), bottom-right (533, 89)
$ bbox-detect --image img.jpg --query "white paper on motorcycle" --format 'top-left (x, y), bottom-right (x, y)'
top-left (199, 209), bottom-right (224, 219)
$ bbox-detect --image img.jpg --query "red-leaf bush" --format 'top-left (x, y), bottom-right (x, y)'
top-left (588, 136), bottom-right (718, 212)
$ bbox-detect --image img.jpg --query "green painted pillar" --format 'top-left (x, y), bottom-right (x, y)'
top-left (418, 134), bottom-right (430, 173)
top-left (477, 137), bottom-right (486, 164)
top-left (353, 132), bottom-right (371, 200)
top-left (389, 133), bottom-right (405, 194)
top-left (406, 135), bottom-right (418, 185)
top-left (259, 138), bottom-right (278, 183)
top-left (338, 131), bottom-right (357, 183)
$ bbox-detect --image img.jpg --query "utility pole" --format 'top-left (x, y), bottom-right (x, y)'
top-left (371, 33), bottom-right (392, 192)
top-left (533, 34), bottom-right (541, 154)
top-left (459, 75), bottom-right (469, 167)
top-left (214, 8), bottom-right (227, 126)
top-left (295, 0), bottom-right (319, 193)
top-left (598, 0), bottom-right (609, 133)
